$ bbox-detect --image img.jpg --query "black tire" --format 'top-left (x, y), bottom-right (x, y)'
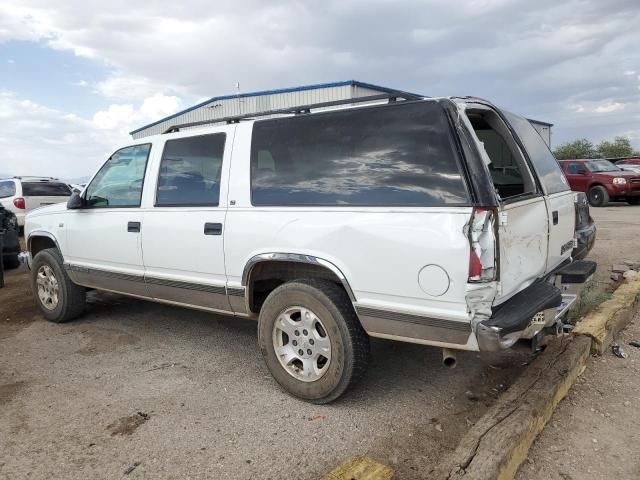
top-left (588, 186), bottom-right (609, 207)
top-left (3, 254), bottom-right (20, 270)
top-left (258, 279), bottom-right (369, 404)
top-left (627, 197), bottom-right (640, 205)
top-left (30, 248), bottom-right (86, 323)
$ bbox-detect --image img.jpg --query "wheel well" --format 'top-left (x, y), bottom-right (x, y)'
top-left (246, 261), bottom-right (351, 314)
top-left (29, 235), bottom-right (58, 258)
top-left (588, 183), bottom-right (606, 191)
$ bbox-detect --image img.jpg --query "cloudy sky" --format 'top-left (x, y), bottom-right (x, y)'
top-left (1, 0), bottom-right (639, 179)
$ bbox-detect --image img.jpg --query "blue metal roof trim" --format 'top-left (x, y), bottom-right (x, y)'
top-left (527, 118), bottom-right (554, 127)
top-left (129, 80), bottom-right (423, 135)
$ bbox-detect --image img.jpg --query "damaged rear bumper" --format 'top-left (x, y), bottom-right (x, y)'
top-left (476, 260), bottom-right (597, 351)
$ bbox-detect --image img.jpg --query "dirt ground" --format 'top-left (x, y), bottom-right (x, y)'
top-left (516, 204), bottom-right (640, 480)
top-left (0, 269), bottom-right (530, 480)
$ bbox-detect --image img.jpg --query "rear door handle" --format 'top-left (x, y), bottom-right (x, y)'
top-left (127, 221), bottom-right (141, 233)
top-left (204, 222), bottom-right (223, 235)
top-left (552, 211), bottom-right (558, 225)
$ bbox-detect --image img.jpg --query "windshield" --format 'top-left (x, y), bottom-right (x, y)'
top-left (585, 160), bottom-right (620, 173)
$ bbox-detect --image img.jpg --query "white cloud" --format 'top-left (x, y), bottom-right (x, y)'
top-left (0, 91), bottom-right (181, 178)
top-left (593, 102), bottom-right (625, 113)
top-left (71, 79), bottom-right (88, 87)
top-left (94, 73), bottom-right (184, 100)
top-left (570, 100), bottom-right (627, 114)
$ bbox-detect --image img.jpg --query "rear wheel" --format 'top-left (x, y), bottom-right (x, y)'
top-left (258, 279), bottom-right (369, 404)
top-left (31, 248), bottom-right (86, 323)
top-left (627, 197), bottom-right (640, 205)
top-left (588, 186), bottom-right (609, 207)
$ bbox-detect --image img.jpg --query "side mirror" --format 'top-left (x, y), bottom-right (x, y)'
top-left (577, 169), bottom-right (586, 175)
top-left (67, 192), bottom-right (84, 210)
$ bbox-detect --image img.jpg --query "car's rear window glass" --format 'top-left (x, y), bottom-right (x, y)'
top-left (502, 111), bottom-right (570, 195)
top-left (22, 182), bottom-right (72, 196)
top-left (250, 102), bottom-right (469, 206)
top-left (566, 163), bottom-right (583, 174)
top-left (156, 133), bottom-right (226, 207)
top-left (0, 181), bottom-right (16, 198)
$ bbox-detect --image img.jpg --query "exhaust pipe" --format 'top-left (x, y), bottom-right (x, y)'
top-left (442, 348), bottom-right (457, 368)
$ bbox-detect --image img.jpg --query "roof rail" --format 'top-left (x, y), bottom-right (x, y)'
top-left (163, 92), bottom-right (423, 134)
top-left (11, 176), bottom-right (59, 181)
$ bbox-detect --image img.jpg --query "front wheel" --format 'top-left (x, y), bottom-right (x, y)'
top-left (30, 248), bottom-right (86, 323)
top-left (258, 279), bottom-right (369, 404)
top-left (627, 197), bottom-right (640, 205)
top-left (588, 186), bottom-right (609, 207)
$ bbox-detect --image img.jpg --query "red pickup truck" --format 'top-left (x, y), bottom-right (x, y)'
top-left (559, 159), bottom-right (640, 207)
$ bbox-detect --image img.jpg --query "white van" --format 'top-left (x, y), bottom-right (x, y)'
top-left (0, 177), bottom-right (72, 227)
top-left (25, 95), bottom-right (595, 403)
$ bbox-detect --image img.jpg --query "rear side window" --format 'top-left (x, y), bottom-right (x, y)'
top-left (22, 182), bottom-right (72, 196)
top-left (0, 181), bottom-right (16, 198)
top-left (566, 163), bottom-right (583, 174)
top-left (156, 133), bottom-right (226, 207)
top-left (502, 111), bottom-right (570, 195)
top-left (250, 102), bottom-right (469, 206)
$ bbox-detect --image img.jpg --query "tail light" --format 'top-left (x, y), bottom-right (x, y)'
top-left (468, 207), bottom-right (497, 283)
top-left (13, 197), bottom-right (25, 209)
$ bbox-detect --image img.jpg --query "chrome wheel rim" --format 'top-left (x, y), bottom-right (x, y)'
top-left (272, 306), bottom-right (332, 382)
top-left (36, 265), bottom-right (59, 310)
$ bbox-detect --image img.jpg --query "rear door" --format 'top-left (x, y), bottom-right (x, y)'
top-left (463, 104), bottom-right (548, 303)
top-left (140, 127), bottom-right (233, 312)
top-left (22, 181), bottom-right (72, 212)
top-left (502, 111), bottom-right (575, 271)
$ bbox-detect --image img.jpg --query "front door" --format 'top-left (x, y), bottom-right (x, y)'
top-left (64, 143), bottom-right (151, 297)
top-left (564, 162), bottom-right (590, 192)
top-left (141, 128), bottom-right (233, 313)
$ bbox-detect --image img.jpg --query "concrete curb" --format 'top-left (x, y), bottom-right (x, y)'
top-left (573, 277), bottom-right (640, 354)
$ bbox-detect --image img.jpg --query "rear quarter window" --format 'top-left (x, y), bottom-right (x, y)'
top-left (250, 101), bottom-right (470, 207)
top-left (502, 111), bottom-right (570, 195)
top-left (22, 182), bottom-right (72, 196)
top-left (0, 181), bottom-right (16, 198)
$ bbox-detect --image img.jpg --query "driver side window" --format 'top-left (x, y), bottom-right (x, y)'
top-left (85, 144), bottom-right (151, 208)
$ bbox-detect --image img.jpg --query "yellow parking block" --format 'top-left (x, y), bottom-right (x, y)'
top-left (321, 456), bottom-right (393, 480)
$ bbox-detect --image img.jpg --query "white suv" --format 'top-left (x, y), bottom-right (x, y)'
top-left (0, 177), bottom-right (72, 227)
top-left (25, 95), bottom-right (596, 403)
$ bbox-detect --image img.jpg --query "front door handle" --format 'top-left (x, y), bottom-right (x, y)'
top-left (204, 222), bottom-right (223, 235)
top-left (552, 211), bottom-right (558, 225)
top-left (127, 221), bottom-right (141, 233)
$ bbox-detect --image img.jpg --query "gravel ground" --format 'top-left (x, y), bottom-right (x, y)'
top-left (516, 315), bottom-right (640, 480)
top-left (0, 270), bottom-right (529, 480)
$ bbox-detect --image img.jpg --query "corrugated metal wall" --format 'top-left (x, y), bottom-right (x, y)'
top-left (132, 84), bottom-right (385, 139)
top-left (530, 122), bottom-right (552, 148)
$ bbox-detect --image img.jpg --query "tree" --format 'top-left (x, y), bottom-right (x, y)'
top-left (553, 138), bottom-right (595, 160)
top-left (596, 136), bottom-right (634, 159)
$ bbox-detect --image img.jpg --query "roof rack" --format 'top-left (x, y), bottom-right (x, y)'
top-left (11, 176), bottom-right (59, 181)
top-left (163, 92), bottom-right (423, 134)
